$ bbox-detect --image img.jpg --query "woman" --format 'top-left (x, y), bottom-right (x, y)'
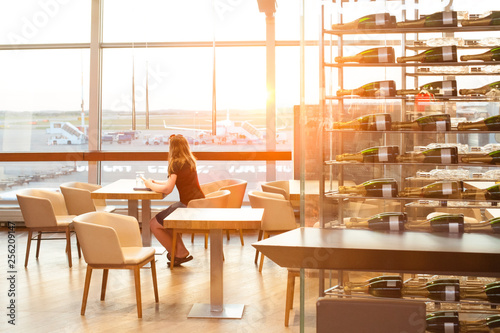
top-left (143, 134), bottom-right (204, 266)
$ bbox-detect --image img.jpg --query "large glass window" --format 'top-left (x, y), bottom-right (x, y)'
top-left (0, 0), bottom-right (91, 45)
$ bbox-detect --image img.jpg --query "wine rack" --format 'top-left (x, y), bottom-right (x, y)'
top-left (318, 0), bottom-right (500, 318)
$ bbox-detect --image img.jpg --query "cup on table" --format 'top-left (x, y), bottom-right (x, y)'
top-left (135, 171), bottom-right (145, 188)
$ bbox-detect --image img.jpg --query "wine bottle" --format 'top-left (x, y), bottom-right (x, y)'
top-left (396, 80), bottom-right (457, 97)
top-left (461, 11), bottom-right (500, 27)
top-left (425, 311), bottom-right (460, 333)
top-left (391, 114), bottom-right (451, 131)
top-left (344, 279), bottom-right (403, 298)
top-left (461, 150), bottom-right (500, 164)
top-left (336, 80), bottom-right (396, 97)
top-left (345, 212), bottom-right (407, 231)
top-left (335, 146), bottom-right (399, 163)
top-left (460, 281), bottom-right (500, 303)
top-left (403, 282), bottom-right (460, 301)
top-left (334, 47), bottom-right (395, 64)
top-left (405, 214), bottom-right (465, 233)
top-left (331, 13), bottom-right (396, 30)
top-left (459, 81), bottom-right (500, 96)
top-left (396, 46), bottom-right (457, 63)
top-left (461, 183), bottom-right (500, 201)
top-left (346, 275), bottom-right (403, 289)
top-left (461, 47), bottom-right (500, 62)
top-left (396, 147), bottom-right (458, 164)
top-left (338, 178), bottom-right (398, 198)
top-left (396, 11), bottom-right (458, 28)
top-left (332, 113), bottom-right (392, 131)
top-left (399, 181), bottom-right (462, 199)
top-left (456, 115), bottom-right (500, 131)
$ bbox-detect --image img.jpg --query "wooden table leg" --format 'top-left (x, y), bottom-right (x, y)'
top-left (141, 199), bottom-right (152, 247)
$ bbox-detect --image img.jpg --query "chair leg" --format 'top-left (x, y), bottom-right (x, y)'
top-left (170, 231), bottom-right (177, 269)
top-left (226, 229), bottom-right (230, 241)
top-left (254, 230), bottom-right (263, 264)
top-left (239, 229), bottom-right (244, 246)
top-left (285, 270), bottom-right (298, 327)
top-left (76, 235), bottom-right (82, 258)
top-left (81, 266), bottom-right (93, 315)
top-left (191, 233), bottom-right (195, 243)
top-left (35, 232), bottom-right (42, 259)
top-left (65, 228), bottom-right (72, 268)
top-left (25, 229), bottom-right (33, 267)
top-left (258, 232), bottom-right (268, 273)
top-left (204, 232), bottom-right (208, 249)
top-left (133, 266), bottom-right (142, 318)
top-left (150, 257), bottom-right (159, 303)
top-left (101, 269), bottom-right (109, 301)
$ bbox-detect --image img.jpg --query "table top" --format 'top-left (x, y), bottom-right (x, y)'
top-left (164, 208), bottom-right (263, 230)
top-left (91, 179), bottom-right (166, 200)
top-left (253, 227), bottom-right (500, 277)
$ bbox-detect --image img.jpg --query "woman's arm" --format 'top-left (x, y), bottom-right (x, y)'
top-left (143, 174), bottom-right (177, 195)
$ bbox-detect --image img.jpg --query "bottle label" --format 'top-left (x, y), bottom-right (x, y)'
top-left (376, 13), bottom-right (385, 26)
top-left (375, 115), bottom-right (386, 131)
top-left (389, 215), bottom-right (400, 231)
top-left (378, 147), bottom-right (389, 162)
top-left (387, 280), bottom-right (397, 287)
top-left (441, 149), bottom-right (452, 164)
top-left (442, 46), bottom-right (454, 61)
top-left (444, 322), bottom-right (454, 333)
top-left (448, 223), bottom-right (460, 233)
top-left (436, 120), bottom-right (447, 131)
top-left (443, 12), bottom-right (454, 25)
top-left (442, 183), bottom-right (453, 195)
top-left (445, 285), bottom-right (455, 301)
top-left (379, 48), bottom-right (389, 63)
top-left (440, 81), bottom-right (454, 96)
top-left (382, 184), bottom-right (393, 197)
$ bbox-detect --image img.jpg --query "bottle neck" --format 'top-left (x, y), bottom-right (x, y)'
top-left (461, 53), bottom-right (491, 62)
top-left (459, 88), bottom-right (487, 96)
top-left (391, 121), bottom-right (420, 130)
top-left (336, 153), bottom-right (364, 162)
top-left (461, 188), bottom-right (487, 200)
top-left (397, 54), bottom-right (425, 63)
top-left (338, 185), bottom-right (365, 196)
top-left (396, 153), bottom-right (426, 163)
top-left (336, 88), bottom-right (361, 97)
top-left (334, 54), bottom-right (363, 63)
top-left (344, 219), bottom-right (369, 229)
top-left (399, 187), bottom-right (422, 197)
top-left (464, 221), bottom-right (493, 232)
top-left (396, 19), bottom-right (425, 29)
top-left (457, 121), bottom-right (487, 131)
top-left (461, 18), bottom-right (491, 27)
top-left (461, 155), bottom-right (493, 164)
top-left (396, 89), bottom-right (420, 96)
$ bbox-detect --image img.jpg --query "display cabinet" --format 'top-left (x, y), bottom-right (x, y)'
top-left (318, 0), bottom-right (500, 325)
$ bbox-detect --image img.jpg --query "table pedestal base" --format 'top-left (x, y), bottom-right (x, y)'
top-left (188, 303), bottom-right (244, 319)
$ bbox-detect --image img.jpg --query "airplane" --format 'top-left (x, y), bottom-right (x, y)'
top-left (163, 110), bottom-right (265, 145)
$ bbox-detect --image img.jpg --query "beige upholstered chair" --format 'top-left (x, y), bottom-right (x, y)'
top-left (60, 181), bottom-right (116, 215)
top-left (169, 190), bottom-right (230, 269)
top-left (261, 180), bottom-right (300, 216)
top-left (73, 212), bottom-right (159, 318)
top-left (16, 188), bottom-right (80, 268)
top-left (248, 191), bottom-right (297, 272)
top-left (195, 179), bottom-right (248, 245)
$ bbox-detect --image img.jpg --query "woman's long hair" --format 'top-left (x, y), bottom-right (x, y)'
top-left (168, 135), bottom-right (196, 175)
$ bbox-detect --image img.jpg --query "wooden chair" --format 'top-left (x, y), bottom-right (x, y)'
top-left (16, 188), bottom-right (80, 268)
top-left (170, 190), bottom-right (230, 269)
top-left (73, 211), bottom-right (159, 318)
top-left (248, 190), bottom-right (297, 272)
top-left (60, 181), bottom-right (116, 215)
top-left (193, 179), bottom-right (247, 245)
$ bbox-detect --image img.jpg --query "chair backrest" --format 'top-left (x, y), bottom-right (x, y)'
top-left (16, 188), bottom-right (69, 228)
top-left (200, 179), bottom-right (247, 208)
top-left (248, 191), bottom-right (296, 231)
top-left (60, 181), bottom-right (106, 215)
top-left (187, 190), bottom-right (230, 208)
top-left (261, 180), bottom-right (290, 200)
top-left (73, 212), bottom-right (142, 265)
